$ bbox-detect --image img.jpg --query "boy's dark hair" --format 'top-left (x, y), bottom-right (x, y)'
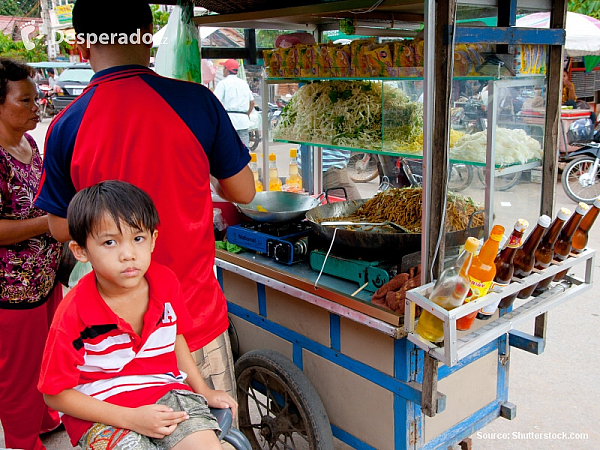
top-left (73, 0), bottom-right (153, 36)
top-left (0, 58), bottom-right (35, 105)
top-left (68, 180), bottom-right (160, 247)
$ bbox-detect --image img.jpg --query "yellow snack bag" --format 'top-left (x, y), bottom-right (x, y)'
top-left (365, 43), bottom-right (393, 77)
top-left (328, 44), bottom-right (351, 77)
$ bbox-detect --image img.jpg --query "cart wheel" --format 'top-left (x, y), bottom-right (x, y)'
top-left (235, 349), bottom-right (334, 450)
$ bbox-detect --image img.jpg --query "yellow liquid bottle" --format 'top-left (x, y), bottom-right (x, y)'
top-left (249, 153), bottom-right (263, 192)
top-left (416, 237), bottom-right (478, 343)
top-left (268, 153), bottom-right (282, 191)
top-left (285, 148), bottom-right (302, 192)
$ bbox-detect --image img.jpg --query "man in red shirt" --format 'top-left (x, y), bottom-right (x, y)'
top-left (36, 0), bottom-right (254, 403)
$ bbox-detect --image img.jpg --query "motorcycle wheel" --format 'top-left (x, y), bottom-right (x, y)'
top-left (477, 167), bottom-right (521, 191)
top-left (248, 130), bottom-right (261, 151)
top-left (39, 103), bottom-right (47, 122)
top-left (347, 153), bottom-right (379, 182)
top-left (448, 163), bottom-right (474, 192)
top-left (561, 156), bottom-right (600, 204)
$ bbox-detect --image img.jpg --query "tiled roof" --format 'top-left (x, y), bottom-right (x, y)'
top-left (0, 15), bottom-right (43, 39)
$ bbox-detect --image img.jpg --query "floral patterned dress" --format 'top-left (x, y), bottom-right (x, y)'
top-left (0, 134), bottom-right (61, 309)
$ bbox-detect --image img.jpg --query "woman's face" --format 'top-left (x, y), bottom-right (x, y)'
top-left (0, 78), bottom-right (40, 133)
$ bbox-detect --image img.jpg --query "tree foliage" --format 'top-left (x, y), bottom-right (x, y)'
top-left (151, 5), bottom-right (170, 32)
top-left (0, 0), bottom-right (39, 16)
top-left (0, 33), bottom-right (48, 62)
top-left (568, 1), bottom-right (600, 20)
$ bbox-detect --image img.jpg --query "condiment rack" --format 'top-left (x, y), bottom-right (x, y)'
top-left (404, 248), bottom-right (595, 366)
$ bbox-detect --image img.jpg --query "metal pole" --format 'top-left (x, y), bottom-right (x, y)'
top-left (421, 0), bottom-right (435, 284)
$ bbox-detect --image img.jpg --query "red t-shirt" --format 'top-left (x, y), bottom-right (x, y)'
top-left (38, 262), bottom-right (194, 445)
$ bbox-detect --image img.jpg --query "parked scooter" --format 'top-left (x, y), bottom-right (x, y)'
top-left (561, 117), bottom-right (600, 204)
top-left (37, 85), bottom-right (56, 121)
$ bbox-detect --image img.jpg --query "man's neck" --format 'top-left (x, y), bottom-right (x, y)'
top-left (88, 45), bottom-right (150, 73)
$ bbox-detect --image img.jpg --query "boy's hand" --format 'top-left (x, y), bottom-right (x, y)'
top-left (204, 389), bottom-right (238, 418)
top-left (127, 404), bottom-right (189, 438)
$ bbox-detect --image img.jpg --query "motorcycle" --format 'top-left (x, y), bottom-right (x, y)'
top-left (561, 117), bottom-right (600, 204)
top-left (349, 152), bottom-right (474, 192)
top-left (248, 107), bottom-right (261, 151)
top-left (37, 85), bottom-right (56, 121)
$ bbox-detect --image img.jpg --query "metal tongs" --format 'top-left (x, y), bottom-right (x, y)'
top-left (320, 220), bottom-right (410, 232)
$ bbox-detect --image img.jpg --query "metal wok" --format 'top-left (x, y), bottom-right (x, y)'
top-left (235, 191), bottom-right (324, 223)
top-left (305, 199), bottom-right (483, 252)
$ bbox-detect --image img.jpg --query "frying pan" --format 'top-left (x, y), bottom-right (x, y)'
top-left (305, 199), bottom-right (483, 252)
top-left (235, 191), bottom-right (324, 223)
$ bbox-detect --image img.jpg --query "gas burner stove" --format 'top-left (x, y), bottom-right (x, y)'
top-left (226, 221), bottom-right (312, 265)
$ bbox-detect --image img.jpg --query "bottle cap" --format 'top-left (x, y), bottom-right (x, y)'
top-left (576, 202), bottom-right (590, 215)
top-left (514, 219), bottom-right (529, 233)
top-left (269, 153), bottom-right (277, 161)
top-left (557, 208), bottom-right (571, 221)
top-left (290, 148), bottom-right (297, 158)
top-left (490, 225), bottom-right (505, 240)
top-left (464, 237), bottom-right (479, 253)
top-left (594, 197), bottom-right (600, 208)
top-left (538, 214), bottom-right (551, 228)
top-left (250, 152), bottom-right (257, 162)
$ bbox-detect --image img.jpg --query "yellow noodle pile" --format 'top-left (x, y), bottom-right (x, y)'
top-left (335, 187), bottom-right (483, 233)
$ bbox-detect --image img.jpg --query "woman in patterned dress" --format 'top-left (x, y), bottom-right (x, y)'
top-left (0, 58), bottom-right (63, 450)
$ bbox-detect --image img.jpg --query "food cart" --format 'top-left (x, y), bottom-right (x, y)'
top-left (191, 1), bottom-right (594, 448)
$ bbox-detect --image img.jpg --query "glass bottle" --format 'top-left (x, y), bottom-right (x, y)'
top-left (285, 148), bottom-right (302, 192)
top-left (456, 225), bottom-right (504, 331)
top-left (552, 202), bottom-right (589, 282)
top-left (477, 219), bottom-right (528, 320)
top-left (416, 237), bottom-right (479, 343)
top-left (500, 215), bottom-right (550, 305)
top-left (526, 208), bottom-right (571, 296)
top-left (249, 152), bottom-right (263, 193)
top-left (572, 196), bottom-right (600, 254)
top-left (268, 153), bottom-right (282, 191)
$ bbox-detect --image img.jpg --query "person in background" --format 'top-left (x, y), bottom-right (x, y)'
top-left (46, 68), bottom-right (56, 90)
top-left (39, 181), bottom-right (236, 449)
top-left (33, 68), bottom-right (43, 85)
top-left (213, 59), bottom-right (255, 147)
top-left (299, 145), bottom-right (361, 200)
top-left (0, 57), bottom-right (63, 450)
top-left (562, 69), bottom-right (577, 107)
top-left (35, 0), bottom-right (255, 416)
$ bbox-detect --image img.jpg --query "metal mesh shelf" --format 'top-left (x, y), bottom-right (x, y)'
top-left (404, 248), bottom-right (595, 366)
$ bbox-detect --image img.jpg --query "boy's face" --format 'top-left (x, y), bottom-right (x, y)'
top-left (69, 214), bottom-right (157, 295)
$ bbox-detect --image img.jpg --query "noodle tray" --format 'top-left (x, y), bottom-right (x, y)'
top-left (306, 199), bottom-right (483, 256)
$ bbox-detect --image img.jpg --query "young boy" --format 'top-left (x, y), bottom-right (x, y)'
top-left (38, 180), bottom-right (237, 449)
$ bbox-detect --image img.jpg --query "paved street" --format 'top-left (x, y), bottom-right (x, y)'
top-left (2, 121), bottom-right (598, 449)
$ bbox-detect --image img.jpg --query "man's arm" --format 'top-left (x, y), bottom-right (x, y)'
top-left (48, 214), bottom-right (71, 243)
top-left (44, 389), bottom-right (189, 439)
top-left (174, 335), bottom-right (238, 417)
top-left (247, 99), bottom-right (255, 116)
top-left (211, 166), bottom-right (255, 204)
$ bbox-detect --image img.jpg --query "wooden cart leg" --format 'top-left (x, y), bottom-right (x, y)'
top-left (422, 353), bottom-right (439, 417)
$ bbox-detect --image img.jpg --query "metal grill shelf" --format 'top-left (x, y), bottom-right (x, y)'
top-left (404, 248), bottom-right (595, 366)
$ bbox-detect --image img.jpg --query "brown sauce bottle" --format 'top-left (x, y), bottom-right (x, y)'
top-left (500, 215), bottom-right (551, 307)
top-left (528, 208), bottom-right (570, 295)
top-left (572, 197), bottom-right (600, 254)
top-left (552, 202), bottom-right (589, 282)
